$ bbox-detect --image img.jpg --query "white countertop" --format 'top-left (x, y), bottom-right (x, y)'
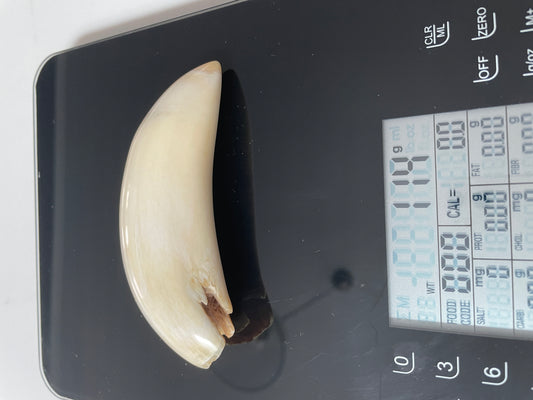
top-left (0, 1), bottom-right (231, 398)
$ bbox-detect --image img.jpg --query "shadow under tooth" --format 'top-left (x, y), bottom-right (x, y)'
top-left (213, 69), bottom-right (273, 345)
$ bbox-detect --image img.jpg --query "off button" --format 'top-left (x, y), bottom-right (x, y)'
top-left (473, 54), bottom-right (500, 83)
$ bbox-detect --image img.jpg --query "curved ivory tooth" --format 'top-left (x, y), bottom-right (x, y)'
top-left (119, 61), bottom-right (234, 369)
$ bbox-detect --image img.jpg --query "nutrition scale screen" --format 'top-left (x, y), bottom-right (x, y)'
top-left (383, 102), bottom-right (533, 339)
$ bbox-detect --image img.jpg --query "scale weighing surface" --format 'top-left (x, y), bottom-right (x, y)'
top-left (35, 0), bottom-right (533, 398)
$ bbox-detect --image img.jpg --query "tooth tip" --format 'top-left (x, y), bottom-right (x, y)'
top-left (194, 60), bottom-right (221, 74)
top-left (197, 345), bottom-right (225, 369)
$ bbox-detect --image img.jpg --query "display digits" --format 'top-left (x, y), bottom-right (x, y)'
top-left (521, 112), bottom-right (533, 154)
top-left (515, 266), bottom-right (533, 310)
top-left (481, 116), bottom-right (505, 157)
top-left (385, 102), bottom-right (533, 339)
top-left (389, 155), bottom-right (434, 285)
top-left (436, 120), bottom-right (466, 150)
top-left (471, 189), bottom-right (511, 255)
top-left (440, 232), bottom-right (471, 294)
top-left (529, 267), bottom-right (533, 310)
top-left (524, 190), bottom-right (533, 254)
top-left (484, 191), bottom-right (509, 232)
top-left (485, 264), bottom-right (512, 328)
top-left (472, 113), bottom-right (508, 179)
top-left (435, 118), bottom-right (468, 190)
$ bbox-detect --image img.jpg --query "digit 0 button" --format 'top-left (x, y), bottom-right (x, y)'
top-left (392, 352), bottom-right (416, 375)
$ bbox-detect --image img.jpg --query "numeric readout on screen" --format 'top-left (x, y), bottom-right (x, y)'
top-left (383, 102), bottom-right (533, 339)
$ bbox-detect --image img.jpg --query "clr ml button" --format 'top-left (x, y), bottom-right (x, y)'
top-left (424, 21), bottom-right (451, 49)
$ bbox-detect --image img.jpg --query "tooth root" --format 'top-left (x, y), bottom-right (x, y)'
top-left (203, 294), bottom-right (236, 338)
top-left (119, 61), bottom-right (234, 369)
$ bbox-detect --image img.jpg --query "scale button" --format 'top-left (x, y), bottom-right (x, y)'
top-left (423, 21), bottom-right (451, 49)
top-left (520, 8), bottom-right (533, 33)
top-left (524, 49), bottom-right (533, 77)
top-left (435, 356), bottom-right (461, 380)
top-left (481, 361), bottom-right (509, 386)
top-left (472, 7), bottom-right (497, 41)
top-left (473, 54), bottom-right (500, 83)
top-left (392, 352), bottom-right (416, 375)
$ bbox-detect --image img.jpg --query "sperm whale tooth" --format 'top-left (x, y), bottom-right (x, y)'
top-left (119, 61), bottom-right (234, 369)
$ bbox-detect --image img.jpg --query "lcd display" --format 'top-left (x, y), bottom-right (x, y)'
top-left (383, 102), bottom-right (533, 339)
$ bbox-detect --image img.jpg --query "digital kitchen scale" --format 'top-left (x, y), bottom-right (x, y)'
top-left (35, 0), bottom-right (533, 398)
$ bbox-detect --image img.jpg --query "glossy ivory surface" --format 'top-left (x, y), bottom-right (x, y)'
top-left (119, 61), bottom-right (234, 369)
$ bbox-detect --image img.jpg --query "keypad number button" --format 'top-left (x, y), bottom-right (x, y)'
top-left (393, 352), bottom-right (416, 375)
top-left (481, 361), bottom-right (509, 386)
top-left (435, 356), bottom-right (461, 380)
